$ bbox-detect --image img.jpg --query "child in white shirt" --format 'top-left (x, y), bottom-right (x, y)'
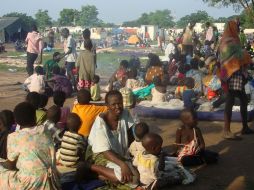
top-left (24, 66), bottom-right (45, 93)
top-left (133, 133), bottom-right (195, 189)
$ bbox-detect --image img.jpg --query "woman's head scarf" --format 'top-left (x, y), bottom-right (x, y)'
top-left (218, 20), bottom-right (252, 81)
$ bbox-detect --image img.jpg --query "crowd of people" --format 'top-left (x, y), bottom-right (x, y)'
top-left (0, 18), bottom-right (253, 189)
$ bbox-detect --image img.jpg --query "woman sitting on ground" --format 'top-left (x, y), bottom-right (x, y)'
top-left (145, 54), bottom-right (164, 85)
top-left (108, 60), bottom-right (129, 91)
top-left (0, 102), bottom-right (61, 189)
top-left (85, 90), bottom-right (138, 189)
top-left (47, 66), bottom-right (73, 97)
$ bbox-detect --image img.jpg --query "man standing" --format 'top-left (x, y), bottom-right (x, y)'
top-left (61, 28), bottom-right (77, 91)
top-left (25, 25), bottom-right (43, 76)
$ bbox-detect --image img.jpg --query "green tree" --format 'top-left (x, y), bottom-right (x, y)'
top-left (77, 5), bottom-right (100, 27)
top-left (203, 0), bottom-right (254, 21)
top-left (122, 20), bottom-right (139, 27)
top-left (176, 10), bottom-right (213, 28)
top-left (2, 12), bottom-right (36, 29)
top-left (58, 9), bottom-right (77, 26)
top-left (239, 11), bottom-right (254, 28)
top-left (149, 10), bottom-right (175, 27)
top-left (202, 0), bottom-right (251, 11)
top-left (35, 9), bottom-right (52, 30)
top-left (137, 13), bottom-right (150, 25)
top-left (122, 9), bottom-right (175, 27)
top-left (215, 17), bottom-right (229, 22)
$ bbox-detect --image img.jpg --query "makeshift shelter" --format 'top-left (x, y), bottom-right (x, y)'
top-left (112, 28), bottom-right (123, 35)
top-left (128, 35), bottom-right (141, 44)
top-left (0, 17), bottom-right (29, 42)
top-left (123, 28), bottom-right (137, 35)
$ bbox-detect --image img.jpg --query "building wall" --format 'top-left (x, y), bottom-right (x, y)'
top-left (139, 25), bottom-right (159, 41)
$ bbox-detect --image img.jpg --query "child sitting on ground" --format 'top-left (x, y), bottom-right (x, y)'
top-left (58, 113), bottom-right (87, 167)
top-left (26, 92), bottom-right (46, 125)
top-left (43, 105), bottom-right (63, 149)
top-left (174, 109), bottom-right (218, 166)
top-left (24, 66), bottom-right (45, 93)
top-left (0, 110), bottom-right (14, 159)
top-left (72, 89), bottom-right (107, 137)
top-left (151, 76), bottom-right (166, 103)
top-left (175, 77), bottom-right (186, 99)
top-left (129, 122), bottom-right (149, 158)
top-left (133, 133), bottom-right (194, 189)
top-left (90, 75), bottom-right (101, 101)
top-left (182, 77), bottom-right (198, 110)
top-left (53, 91), bottom-right (70, 129)
top-left (125, 67), bottom-right (144, 90)
top-left (39, 94), bottom-right (49, 112)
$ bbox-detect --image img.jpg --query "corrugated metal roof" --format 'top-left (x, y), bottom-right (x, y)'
top-left (0, 17), bottom-right (19, 31)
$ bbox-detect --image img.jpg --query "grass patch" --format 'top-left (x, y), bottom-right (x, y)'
top-left (0, 47), bottom-right (161, 75)
top-left (0, 51), bottom-right (25, 57)
top-left (0, 63), bottom-right (26, 72)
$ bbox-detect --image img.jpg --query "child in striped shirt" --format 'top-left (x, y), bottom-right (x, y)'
top-left (58, 113), bottom-right (87, 167)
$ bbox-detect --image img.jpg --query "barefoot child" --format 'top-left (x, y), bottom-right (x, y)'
top-left (174, 109), bottom-right (218, 166)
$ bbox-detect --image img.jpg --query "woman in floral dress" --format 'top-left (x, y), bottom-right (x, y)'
top-left (0, 102), bottom-right (61, 190)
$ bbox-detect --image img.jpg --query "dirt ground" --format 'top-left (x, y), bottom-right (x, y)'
top-left (0, 71), bottom-right (254, 190)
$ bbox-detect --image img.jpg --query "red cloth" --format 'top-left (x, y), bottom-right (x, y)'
top-left (207, 88), bottom-right (217, 100)
top-left (178, 73), bottom-right (185, 79)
